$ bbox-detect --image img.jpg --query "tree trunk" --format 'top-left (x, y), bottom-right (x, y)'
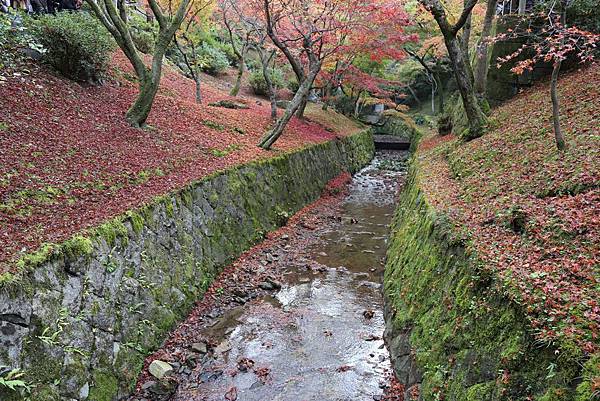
top-left (551, 4), bottom-right (567, 151)
top-left (438, 79), bottom-right (444, 114)
top-left (126, 69), bottom-right (161, 127)
top-left (474, 0), bottom-right (498, 96)
top-left (550, 61), bottom-right (565, 150)
top-left (435, 62), bottom-right (445, 114)
top-left (262, 60), bottom-right (278, 119)
top-left (230, 50), bottom-right (245, 97)
top-left (194, 73), bottom-right (202, 104)
top-left (445, 34), bottom-right (486, 139)
top-left (258, 48), bottom-right (278, 119)
top-left (431, 81), bottom-right (436, 114)
top-left (258, 65), bottom-right (319, 149)
top-left (407, 83), bottom-right (421, 107)
top-left (461, 0), bottom-right (472, 59)
top-left (296, 95), bottom-right (308, 119)
top-left (117, 0), bottom-right (127, 23)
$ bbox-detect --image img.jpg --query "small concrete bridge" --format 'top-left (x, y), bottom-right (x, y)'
top-left (373, 135), bottom-right (411, 150)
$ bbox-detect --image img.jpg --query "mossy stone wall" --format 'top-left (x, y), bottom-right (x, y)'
top-left (0, 131), bottom-right (374, 401)
top-left (383, 152), bottom-right (591, 400)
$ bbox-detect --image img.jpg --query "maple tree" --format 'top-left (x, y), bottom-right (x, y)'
top-left (86, 0), bottom-right (192, 127)
top-left (495, 1), bottom-right (599, 150)
top-left (218, 0), bottom-right (252, 97)
top-left (418, 0), bottom-right (487, 140)
top-left (173, 0), bottom-right (214, 103)
top-left (256, 0), bottom-right (413, 149)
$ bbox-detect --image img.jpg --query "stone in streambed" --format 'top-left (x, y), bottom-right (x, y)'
top-left (191, 342), bottom-right (208, 354)
top-left (149, 360), bottom-right (173, 379)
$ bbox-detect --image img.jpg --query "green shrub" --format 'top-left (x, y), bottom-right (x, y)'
top-left (132, 30), bottom-right (154, 54)
top-left (198, 43), bottom-right (230, 75)
top-left (130, 16), bottom-right (156, 54)
top-left (286, 77), bottom-right (300, 93)
top-left (34, 13), bottom-right (116, 83)
top-left (248, 68), bottom-right (284, 96)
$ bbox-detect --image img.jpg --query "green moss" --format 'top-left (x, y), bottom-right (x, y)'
top-left (61, 235), bottom-right (93, 259)
top-left (15, 243), bottom-right (56, 271)
top-left (164, 199), bottom-right (175, 217)
top-left (126, 211), bottom-right (145, 234)
top-left (466, 381), bottom-right (496, 400)
top-left (26, 385), bottom-right (60, 401)
top-left (88, 370), bottom-right (118, 401)
top-left (575, 355), bottom-right (600, 401)
top-left (384, 143), bottom-right (584, 400)
top-left (21, 335), bottom-right (62, 384)
top-left (113, 346), bottom-right (145, 393)
top-left (96, 219), bottom-right (128, 247)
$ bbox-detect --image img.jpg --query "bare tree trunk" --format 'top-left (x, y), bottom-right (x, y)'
top-left (431, 82), bottom-right (436, 114)
top-left (420, 0), bottom-right (486, 139)
top-left (446, 35), bottom-right (486, 138)
top-left (460, 0), bottom-right (472, 59)
top-left (550, 61), bottom-right (565, 150)
top-left (438, 80), bottom-right (444, 114)
top-left (194, 73), bottom-right (202, 104)
top-left (257, 48), bottom-right (278, 119)
top-left (258, 65), bottom-right (319, 149)
top-left (296, 96), bottom-right (308, 119)
top-left (435, 60), bottom-right (444, 114)
top-left (407, 83), bottom-right (421, 107)
top-left (87, 0), bottom-right (190, 128)
top-left (474, 0), bottom-right (498, 96)
top-left (262, 58), bottom-right (277, 119)
top-left (551, 3), bottom-right (567, 151)
top-left (117, 0), bottom-right (127, 23)
top-left (126, 69), bottom-right (161, 127)
top-left (230, 48), bottom-right (245, 97)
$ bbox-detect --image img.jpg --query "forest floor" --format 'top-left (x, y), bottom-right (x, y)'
top-left (417, 65), bottom-right (599, 356)
top-left (0, 52), bottom-right (363, 275)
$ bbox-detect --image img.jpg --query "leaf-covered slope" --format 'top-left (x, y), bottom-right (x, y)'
top-left (419, 65), bottom-right (599, 354)
top-left (0, 52), bottom-right (362, 274)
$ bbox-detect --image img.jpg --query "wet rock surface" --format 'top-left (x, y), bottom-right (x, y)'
top-left (130, 150), bottom-right (408, 401)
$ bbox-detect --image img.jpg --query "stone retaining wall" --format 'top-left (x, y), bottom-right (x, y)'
top-left (383, 144), bottom-right (592, 400)
top-left (0, 131), bottom-right (374, 401)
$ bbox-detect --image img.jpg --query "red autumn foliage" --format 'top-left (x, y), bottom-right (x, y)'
top-left (0, 52), bottom-right (361, 273)
top-left (417, 65), bottom-right (600, 354)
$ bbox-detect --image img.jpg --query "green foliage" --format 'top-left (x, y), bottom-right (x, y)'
top-left (0, 367), bottom-right (30, 393)
top-left (197, 42), bottom-right (230, 75)
top-left (248, 68), bottom-right (285, 96)
top-left (0, 13), bottom-right (43, 71)
top-left (129, 16), bottom-right (156, 54)
top-left (33, 13), bottom-right (116, 83)
top-left (286, 76), bottom-right (300, 93)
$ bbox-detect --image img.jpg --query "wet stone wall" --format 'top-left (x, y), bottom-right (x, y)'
top-left (0, 131), bottom-right (374, 401)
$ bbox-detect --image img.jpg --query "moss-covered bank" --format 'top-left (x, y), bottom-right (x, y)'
top-left (383, 145), bottom-right (597, 400)
top-left (0, 131), bottom-right (374, 401)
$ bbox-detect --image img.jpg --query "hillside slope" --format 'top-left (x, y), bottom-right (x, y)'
top-left (420, 65), bottom-right (599, 354)
top-left (384, 65), bottom-right (599, 401)
top-left (0, 52), bottom-right (362, 275)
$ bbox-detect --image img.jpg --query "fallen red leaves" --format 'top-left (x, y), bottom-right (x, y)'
top-left (0, 51), bottom-right (360, 272)
top-left (418, 65), bottom-right (600, 354)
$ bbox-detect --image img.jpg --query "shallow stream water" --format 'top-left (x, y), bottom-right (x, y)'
top-left (169, 150), bottom-right (408, 401)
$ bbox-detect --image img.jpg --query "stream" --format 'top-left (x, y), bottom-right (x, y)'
top-left (134, 150), bottom-right (408, 401)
